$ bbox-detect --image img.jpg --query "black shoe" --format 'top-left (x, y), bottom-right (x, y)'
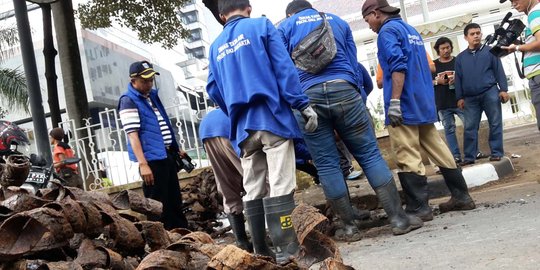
top-left (458, 160), bottom-right (475, 167)
top-left (489, 156), bottom-right (502, 161)
top-left (454, 157), bottom-right (463, 164)
top-left (476, 152), bottom-right (489, 159)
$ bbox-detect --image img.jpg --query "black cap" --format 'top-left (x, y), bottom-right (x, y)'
top-left (129, 61), bottom-right (160, 79)
top-left (286, 0), bottom-right (312, 17)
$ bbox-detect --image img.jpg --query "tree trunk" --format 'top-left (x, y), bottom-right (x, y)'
top-left (41, 3), bottom-right (61, 128)
top-left (51, 0), bottom-right (92, 190)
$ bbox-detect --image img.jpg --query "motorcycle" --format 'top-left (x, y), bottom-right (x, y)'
top-left (21, 154), bottom-right (82, 194)
top-left (1, 139), bottom-right (81, 194)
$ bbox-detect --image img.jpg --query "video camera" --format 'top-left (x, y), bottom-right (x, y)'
top-left (483, 12), bottom-right (525, 57)
top-left (179, 154), bottom-right (195, 173)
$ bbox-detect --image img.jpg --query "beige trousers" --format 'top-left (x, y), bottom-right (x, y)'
top-left (240, 131), bottom-right (296, 201)
top-left (388, 124), bottom-right (457, 176)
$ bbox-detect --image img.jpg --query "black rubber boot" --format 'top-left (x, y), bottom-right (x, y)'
top-left (344, 179), bottom-right (370, 220)
top-left (398, 172), bottom-right (433, 221)
top-left (263, 193), bottom-right (299, 265)
top-left (244, 199), bottom-right (274, 258)
top-left (439, 167), bottom-right (476, 213)
top-left (328, 196), bottom-right (363, 242)
top-left (227, 213), bottom-right (253, 252)
top-left (374, 179), bottom-right (423, 235)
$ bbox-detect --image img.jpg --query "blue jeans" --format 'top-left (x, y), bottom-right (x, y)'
top-left (295, 81), bottom-right (392, 200)
top-left (438, 108), bottom-right (464, 159)
top-left (463, 89), bottom-right (504, 162)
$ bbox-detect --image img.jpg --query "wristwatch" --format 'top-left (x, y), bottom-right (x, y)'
top-left (434, 80), bottom-right (438, 86)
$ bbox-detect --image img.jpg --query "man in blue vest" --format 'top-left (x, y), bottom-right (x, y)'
top-left (206, 0), bottom-right (318, 264)
top-left (279, 0), bottom-right (422, 243)
top-left (363, 0), bottom-right (475, 220)
top-left (118, 60), bottom-right (188, 230)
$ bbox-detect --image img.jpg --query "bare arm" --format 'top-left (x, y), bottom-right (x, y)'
top-left (391, 71), bottom-right (405, 99)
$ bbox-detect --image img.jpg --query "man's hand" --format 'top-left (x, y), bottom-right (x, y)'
top-left (139, 163), bottom-right (154, 186)
top-left (301, 106), bottom-right (318, 132)
top-left (435, 75), bottom-right (448, 85)
top-left (457, 99), bottom-right (465, 110)
top-left (501, 44), bottom-right (518, 53)
top-left (499, 91), bottom-right (510, 103)
top-left (387, 99), bottom-right (403, 127)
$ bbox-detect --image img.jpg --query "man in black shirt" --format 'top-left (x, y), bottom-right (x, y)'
top-left (433, 37), bottom-right (463, 163)
top-left (433, 37), bottom-right (487, 163)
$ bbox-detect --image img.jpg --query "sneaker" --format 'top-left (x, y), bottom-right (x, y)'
top-left (454, 157), bottom-right (463, 163)
top-left (489, 156), bottom-right (502, 161)
top-left (346, 170), bottom-right (363, 180)
top-left (476, 152), bottom-right (489, 159)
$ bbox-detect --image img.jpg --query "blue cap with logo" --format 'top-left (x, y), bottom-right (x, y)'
top-left (129, 60), bottom-right (160, 79)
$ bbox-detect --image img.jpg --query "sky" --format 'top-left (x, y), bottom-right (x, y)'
top-left (249, 0), bottom-right (314, 24)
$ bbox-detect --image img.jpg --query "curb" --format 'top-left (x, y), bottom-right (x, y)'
top-left (427, 157), bottom-right (515, 199)
top-left (295, 157), bottom-right (515, 209)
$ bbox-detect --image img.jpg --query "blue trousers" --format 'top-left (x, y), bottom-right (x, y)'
top-left (295, 81), bottom-right (392, 200)
top-left (463, 89), bottom-right (504, 162)
top-left (438, 108), bottom-right (464, 159)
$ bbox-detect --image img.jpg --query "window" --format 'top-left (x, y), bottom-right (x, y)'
top-left (187, 28), bottom-right (202, 43)
top-left (185, 46), bottom-right (206, 59)
top-left (181, 10), bottom-right (199, 24)
top-left (506, 75), bottom-right (513, 87)
top-left (510, 95), bottom-right (519, 114)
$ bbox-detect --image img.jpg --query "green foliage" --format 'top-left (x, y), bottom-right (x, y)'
top-left (0, 107), bottom-right (7, 118)
top-left (0, 26), bottom-right (18, 62)
top-left (0, 26), bottom-right (28, 113)
top-left (77, 0), bottom-right (191, 49)
top-left (0, 67), bottom-right (29, 113)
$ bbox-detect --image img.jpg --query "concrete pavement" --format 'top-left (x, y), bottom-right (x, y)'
top-left (336, 180), bottom-right (540, 269)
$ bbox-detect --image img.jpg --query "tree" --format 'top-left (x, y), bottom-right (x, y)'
top-left (0, 25), bottom-right (29, 115)
top-left (77, 0), bottom-right (191, 49)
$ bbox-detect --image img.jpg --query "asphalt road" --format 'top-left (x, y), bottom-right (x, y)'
top-left (338, 180), bottom-right (540, 270)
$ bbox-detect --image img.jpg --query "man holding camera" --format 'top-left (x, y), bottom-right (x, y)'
top-left (502, 0), bottom-right (540, 131)
top-left (118, 60), bottom-right (188, 230)
top-left (455, 23), bottom-right (510, 166)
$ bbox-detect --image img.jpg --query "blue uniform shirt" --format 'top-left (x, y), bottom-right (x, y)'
top-left (377, 17), bottom-right (437, 125)
top-left (278, 9), bottom-right (361, 92)
top-left (357, 62), bottom-right (374, 101)
top-left (199, 108), bottom-right (230, 141)
top-left (207, 16), bottom-right (309, 154)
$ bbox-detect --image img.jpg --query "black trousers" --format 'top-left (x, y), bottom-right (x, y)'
top-left (144, 152), bottom-right (188, 230)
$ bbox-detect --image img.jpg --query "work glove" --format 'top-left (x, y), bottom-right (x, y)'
top-left (301, 106), bottom-right (318, 133)
top-left (387, 99), bottom-right (403, 127)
